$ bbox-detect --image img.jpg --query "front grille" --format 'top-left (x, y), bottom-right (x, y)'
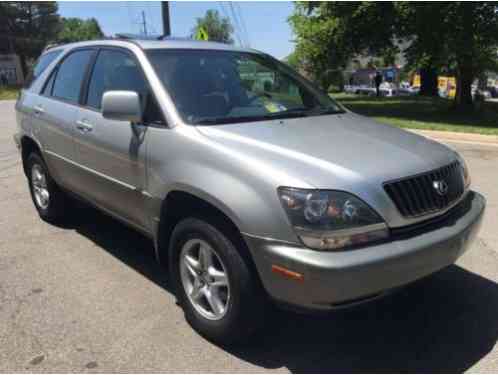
top-left (384, 161), bottom-right (465, 218)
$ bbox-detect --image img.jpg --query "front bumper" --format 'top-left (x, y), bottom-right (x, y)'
top-left (244, 191), bottom-right (485, 311)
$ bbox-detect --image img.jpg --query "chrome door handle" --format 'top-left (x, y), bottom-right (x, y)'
top-left (33, 105), bottom-right (44, 115)
top-left (76, 120), bottom-right (93, 133)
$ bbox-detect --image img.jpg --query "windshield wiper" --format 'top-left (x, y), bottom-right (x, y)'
top-left (192, 109), bottom-right (310, 125)
top-left (264, 108), bottom-right (310, 119)
top-left (192, 116), bottom-right (263, 125)
top-left (306, 107), bottom-right (346, 116)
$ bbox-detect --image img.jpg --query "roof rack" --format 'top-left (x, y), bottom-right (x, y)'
top-left (114, 33), bottom-right (163, 41)
top-left (114, 33), bottom-right (200, 42)
top-left (43, 43), bottom-right (64, 52)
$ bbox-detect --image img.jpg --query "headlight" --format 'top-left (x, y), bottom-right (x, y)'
top-left (456, 153), bottom-right (471, 189)
top-left (278, 187), bottom-right (388, 251)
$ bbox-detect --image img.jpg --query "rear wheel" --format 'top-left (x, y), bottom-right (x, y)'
top-left (27, 152), bottom-right (69, 223)
top-left (170, 217), bottom-right (266, 344)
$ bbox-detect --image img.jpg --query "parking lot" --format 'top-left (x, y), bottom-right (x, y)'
top-left (1, 99), bottom-right (497, 373)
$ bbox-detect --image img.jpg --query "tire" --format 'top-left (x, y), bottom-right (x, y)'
top-left (26, 152), bottom-right (69, 223)
top-left (169, 217), bottom-right (266, 345)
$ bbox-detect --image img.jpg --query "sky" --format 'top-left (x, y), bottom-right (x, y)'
top-left (57, 1), bottom-right (296, 59)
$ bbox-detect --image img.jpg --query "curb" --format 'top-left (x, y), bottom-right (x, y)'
top-left (408, 129), bottom-right (498, 146)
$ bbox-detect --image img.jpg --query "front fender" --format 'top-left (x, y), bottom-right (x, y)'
top-left (148, 159), bottom-right (299, 244)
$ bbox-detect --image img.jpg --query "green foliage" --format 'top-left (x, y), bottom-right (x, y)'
top-left (398, 2), bottom-right (498, 107)
top-left (446, 3), bottom-right (498, 108)
top-left (284, 51), bottom-right (303, 70)
top-left (396, 3), bottom-right (451, 71)
top-left (192, 10), bottom-right (234, 44)
top-left (0, 2), bottom-right (60, 74)
top-left (291, 1), bottom-right (498, 110)
top-left (57, 17), bottom-right (104, 43)
top-left (289, 2), bottom-right (397, 89)
top-left (0, 85), bottom-right (21, 101)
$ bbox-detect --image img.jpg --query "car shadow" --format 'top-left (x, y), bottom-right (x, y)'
top-left (66, 203), bottom-right (498, 373)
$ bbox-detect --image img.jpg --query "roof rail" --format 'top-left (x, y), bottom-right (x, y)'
top-left (115, 33), bottom-right (197, 42)
top-left (43, 43), bottom-right (64, 52)
top-left (115, 33), bottom-right (164, 41)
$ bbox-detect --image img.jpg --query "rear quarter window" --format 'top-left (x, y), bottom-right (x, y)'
top-left (24, 50), bottom-right (62, 89)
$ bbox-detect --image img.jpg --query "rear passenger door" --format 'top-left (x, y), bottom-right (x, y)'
top-left (74, 47), bottom-right (159, 231)
top-left (33, 48), bottom-right (95, 189)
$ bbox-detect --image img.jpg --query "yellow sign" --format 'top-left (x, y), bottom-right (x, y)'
top-left (438, 76), bottom-right (456, 98)
top-left (195, 27), bottom-right (209, 41)
top-left (412, 74), bottom-right (456, 98)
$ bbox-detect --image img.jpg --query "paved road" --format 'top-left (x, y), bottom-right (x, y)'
top-left (1, 100), bottom-right (497, 373)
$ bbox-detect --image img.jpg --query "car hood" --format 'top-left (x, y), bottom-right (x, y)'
top-left (197, 112), bottom-right (456, 191)
top-left (195, 112), bottom-right (459, 228)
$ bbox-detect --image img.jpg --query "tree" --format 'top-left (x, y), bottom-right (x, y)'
top-left (57, 17), bottom-right (104, 43)
top-left (290, 2), bottom-right (498, 111)
top-left (446, 2), bottom-right (498, 110)
top-left (0, 2), bottom-right (60, 76)
top-left (396, 3), bottom-right (452, 97)
top-left (400, 2), bottom-right (498, 109)
top-left (284, 51), bottom-right (304, 71)
top-left (289, 2), bottom-right (397, 90)
top-left (192, 10), bottom-right (234, 44)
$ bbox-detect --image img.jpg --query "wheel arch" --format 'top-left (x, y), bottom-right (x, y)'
top-left (20, 135), bottom-right (44, 177)
top-left (154, 189), bottom-right (263, 287)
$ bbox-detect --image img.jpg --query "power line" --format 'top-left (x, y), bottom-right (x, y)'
top-left (229, 2), bottom-right (243, 46)
top-left (218, 2), bottom-right (237, 44)
top-left (228, 2), bottom-right (244, 47)
top-left (235, 3), bottom-right (250, 47)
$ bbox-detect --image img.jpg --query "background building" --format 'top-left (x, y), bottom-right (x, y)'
top-left (0, 54), bottom-right (24, 85)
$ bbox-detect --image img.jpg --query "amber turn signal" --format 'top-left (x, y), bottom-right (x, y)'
top-left (271, 265), bottom-right (304, 282)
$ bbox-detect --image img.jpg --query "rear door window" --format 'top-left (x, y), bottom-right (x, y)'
top-left (52, 49), bottom-right (94, 104)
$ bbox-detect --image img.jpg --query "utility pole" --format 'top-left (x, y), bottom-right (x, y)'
top-left (161, 2), bottom-right (171, 37)
top-left (141, 11), bottom-right (148, 36)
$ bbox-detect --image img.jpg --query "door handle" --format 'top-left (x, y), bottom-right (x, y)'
top-left (33, 105), bottom-right (44, 115)
top-left (76, 120), bottom-right (93, 133)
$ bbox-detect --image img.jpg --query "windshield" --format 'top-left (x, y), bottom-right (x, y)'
top-left (146, 49), bottom-right (344, 125)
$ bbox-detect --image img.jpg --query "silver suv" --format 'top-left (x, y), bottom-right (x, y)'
top-left (15, 39), bottom-right (485, 344)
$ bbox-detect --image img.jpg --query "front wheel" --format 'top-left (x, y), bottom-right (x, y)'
top-left (169, 217), bottom-right (266, 344)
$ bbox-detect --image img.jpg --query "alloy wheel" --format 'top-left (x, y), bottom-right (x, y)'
top-left (31, 164), bottom-right (50, 210)
top-left (179, 239), bottom-right (230, 320)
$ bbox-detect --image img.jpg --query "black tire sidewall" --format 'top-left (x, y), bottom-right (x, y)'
top-left (26, 153), bottom-right (65, 221)
top-left (169, 217), bottom-right (263, 344)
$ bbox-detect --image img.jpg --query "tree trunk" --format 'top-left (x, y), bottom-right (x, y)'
top-left (453, 3), bottom-right (475, 112)
top-left (419, 67), bottom-right (438, 96)
top-left (19, 54), bottom-right (29, 80)
top-left (454, 65), bottom-right (474, 111)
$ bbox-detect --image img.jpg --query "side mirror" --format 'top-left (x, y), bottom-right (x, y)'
top-left (102, 91), bottom-right (142, 123)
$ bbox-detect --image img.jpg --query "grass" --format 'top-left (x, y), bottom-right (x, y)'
top-left (332, 92), bottom-right (498, 136)
top-left (0, 85), bottom-right (21, 101)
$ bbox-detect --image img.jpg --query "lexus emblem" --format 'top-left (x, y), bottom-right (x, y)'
top-left (433, 180), bottom-right (449, 196)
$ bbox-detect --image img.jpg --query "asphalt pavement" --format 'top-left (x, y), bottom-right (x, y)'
top-left (1, 100), bottom-right (497, 373)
